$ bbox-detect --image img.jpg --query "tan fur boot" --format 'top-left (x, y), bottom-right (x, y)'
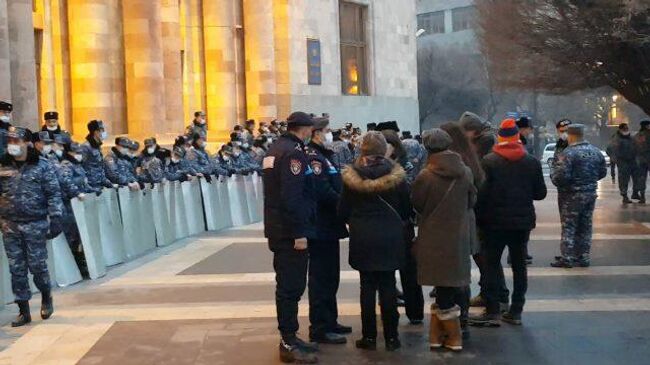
top-left (438, 305), bottom-right (463, 351)
top-left (429, 303), bottom-right (444, 349)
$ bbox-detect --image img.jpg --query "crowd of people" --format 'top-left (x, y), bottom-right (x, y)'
top-left (262, 110), bottom-right (611, 364)
top-left (606, 121), bottom-right (650, 204)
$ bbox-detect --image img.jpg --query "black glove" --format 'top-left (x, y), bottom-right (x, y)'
top-left (180, 174), bottom-right (188, 182)
top-left (205, 174), bottom-right (213, 184)
top-left (47, 217), bottom-right (63, 240)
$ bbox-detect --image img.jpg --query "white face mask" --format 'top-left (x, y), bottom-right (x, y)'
top-left (54, 149), bottom-right (63, 158)
top-left (100, 131), bottom-right (108, 141)
top-left (7, 144), bottom-right (22, 156)
top-left (0, 115), bottom-right (10, 123)
top-left (223, 155), bottom-right (230, 161)
top-left (559, 132), bottom-right (568, 141)
top-left (171, 157), bottom-right (180, 163)
top-left (621, 131), bottom-right (630, 136)
top-left (42, 145), bottom-right (52, 155)
top-left (324, 132), bottom-right (334, 145)
top-left (242, 143), bottom-right (249, 149)
top-left (120, 147), bottom-right (130, 156)
top-left (73, 154), bottom-right (83, 162)
top-left (46, 125), bottom-right (58, 131)
top-left (147, 147), bottom-right (155, 154)
top-left (233, 141), bottom-right (242, 147)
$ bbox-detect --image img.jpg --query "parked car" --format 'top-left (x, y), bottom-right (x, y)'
top-left (541, 143), bottom-right (610, 167)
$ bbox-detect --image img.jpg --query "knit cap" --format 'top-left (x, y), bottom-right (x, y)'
top-left (497, 119), bottom-right (520, 143)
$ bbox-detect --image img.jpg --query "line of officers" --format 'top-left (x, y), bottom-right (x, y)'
top-left (0, 101), bottom-right (274, 328)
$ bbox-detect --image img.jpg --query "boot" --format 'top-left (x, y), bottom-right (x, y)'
top-left (279, 339), bottom-right (318, 364)
top-left (438, 305), bottom-right (462, 351)
top-left (622, 195), bottom-right (632, 204)
top-left (631, 191), bottom-right (640, 200)
top-left (11, 300), bottom-right (32, 327)
top-left (640, 194), bottom-right (646, 204)
top-left (429, 304), bottom-right (444, 350)
top-left (41, 291), bottom-right (54, 320)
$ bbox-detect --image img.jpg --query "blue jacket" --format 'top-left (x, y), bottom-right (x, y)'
top-left (551, 141), bottom-right (607, 193)
top-left (165, 158), bottom-right (195, 182)
top-left (137, 153), bottom-right (166, 184)
top-left (0, 148), bottom-right (64, 222)
top-left (54, 156), bottom-right (99, 200)
top-left (105, 147), bottom-right (138, 186)
top-left (81, 136), bottom-right (113, 188)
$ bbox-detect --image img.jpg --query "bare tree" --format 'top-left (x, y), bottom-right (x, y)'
top-left (476, 0), bottom-right (650, 115)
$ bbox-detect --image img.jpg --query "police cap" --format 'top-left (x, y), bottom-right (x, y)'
top-left (286, 112), bottom-right (314, 127)
top-left (375, 121), bottom-right (400, 133)
top-left (0, 101), bottom-right (12, 112)
top-left (115, 137), bottom-right (130, 148)
top-left (88, 120), bottom-right (105, 132)
top-left (44, 111), bottom-right (59, 120)
top-left (144, 138), bottom-right (157, 147)
top-left (33, 131), bottom-right (54, 144)
top-left (7, 126), bottom-right (31, 141)
top-left (556, 119), bottom-right (572, 129)
top-left (54, 132), bottom-right (71, 145)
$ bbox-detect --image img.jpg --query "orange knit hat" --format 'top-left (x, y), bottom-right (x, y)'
top-left (497, 119), bottom-right (520, 143)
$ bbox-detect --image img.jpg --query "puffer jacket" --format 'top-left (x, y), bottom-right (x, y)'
top-left (104, 147), bottom-right (138, 186)
top-left (81, 135), bottom-right (113, 188)
top-left (55, 156), bottom-right (98, 200)
top-left (551, 141), bottom-right (607, 193)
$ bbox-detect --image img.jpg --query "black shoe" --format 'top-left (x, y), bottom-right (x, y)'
top-left (550, 258), bottom-right (574, 268)
top-left (11, 301), bottom-right (31, 327)
top-left (409, 319), bottom-right (423, 325)
top-left (331, 323), bottom-right (352, 335)
top-left (500, 302), bottom-right (510, 313)
top-left (294, 338), bottom-right (319, 353)
top-left (309, 332), bottom-right (347, 345)
top-left (623, 196), bottom-right (632, 204)
top-left (575, 259), bottom-right (591, 268)
top-left (632, 192), bottom-right (640, 200)
top-left (468, 312), bottom-right (501, 327)
top-left (355, 337), bottom-right (377, 350)
top-left (429, 288), bottom-right (437, 298)
top-left (502, 312), bottom-right (522, 325)
top-left (640, 196), bottom-right (646, 204)
top-left (279, 340), bottom-right (318, 364)
top-left (41, 292), bottom-right (54, 320)
top-left (396, 298), bottom-right (406, 307)
top-left (386, 338), bottom-right (401, 352)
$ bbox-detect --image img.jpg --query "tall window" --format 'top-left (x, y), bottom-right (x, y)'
top-left (339, 2), bottom-right (368, 96)
top-left (452, 6), bottom-right (476, 32)
top-left (417, 11), bottom-right (445, 35)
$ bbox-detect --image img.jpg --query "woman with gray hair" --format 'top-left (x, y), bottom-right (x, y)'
top-left (339, 131), bottom-right (412, 352)
top-left (411, 128), bottom-right (476, 352)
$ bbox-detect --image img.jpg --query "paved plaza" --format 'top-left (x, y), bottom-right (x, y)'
top-left (0, 177), bottom-right (649, 364)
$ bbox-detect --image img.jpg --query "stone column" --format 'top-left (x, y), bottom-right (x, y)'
top-left (7, 0), bottom-right (39, 130)
top-left (38, 0), bottom-right (58, 118)
top-left (243, 0), bottom-right (277, 122)
top-left (122, 0), bottom-right (166, 139)
top-left (0, 0), bottom-right (12, 102)
top-left (273, 0), bottom-right (292, 119)
top-left (180, 0), bottom-right (206, 123)
top-left (68, 0), bottom-right (126, 136)
top-left (233, 0), bottom-right (247, 124)
top-left (203, 0), bottom-right (238, 139)
top-left (50, 0), bottom-right (73, 132)
top-left (161, 0), bottom-right (184, 134)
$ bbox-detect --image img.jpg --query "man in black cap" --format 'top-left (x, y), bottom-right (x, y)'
top-left (263, 111), bottom-right (318, 364)
top-left (632, 120), bottom-right (650, 203)
top-left (0, 101), bottom-right (13, 156)
top-left (608, 123), bottom-right (637, 203)
top-left (553, 119), bottom-right (572, 163)
top-left (375, 121), bottom-right (400, 133)
top-left (305, 116), bottom-right (351, 345)
top-left (42, 111), bottom-right (62, 140)
top-left (32, 131), bottom-right (56, 162)
top-left (516, 116), bottom-right (535, 156)
top-left (80, 120), bottom-right (114, 189)
top-left (366, 123), bottom-right (377, 131)
top-left (186, 111), bottom-right (207, 140)
top-left (105, 137), bottom-right (140, 190)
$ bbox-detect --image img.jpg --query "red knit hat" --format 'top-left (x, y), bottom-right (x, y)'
top-left (498, 119), bottom-right (520, 143)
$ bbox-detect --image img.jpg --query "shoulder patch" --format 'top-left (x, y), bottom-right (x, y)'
top-left (311, 160), bottom-right (322, 175)
top-left (290, 159), bottom-right (302, 175)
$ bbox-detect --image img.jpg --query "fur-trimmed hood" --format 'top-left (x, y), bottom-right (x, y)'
top-left (342, 157), bottom-right (406, 193)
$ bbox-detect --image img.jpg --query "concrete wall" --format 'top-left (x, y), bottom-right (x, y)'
top-left (286, 0), bottom-right (420, 132)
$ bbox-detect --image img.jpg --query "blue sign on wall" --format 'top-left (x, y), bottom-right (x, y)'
top-left (307, 39), bottom-right (321, 85)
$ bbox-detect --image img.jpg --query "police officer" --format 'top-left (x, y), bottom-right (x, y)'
top-left (42, 111), bottom-right (63, 140)
top-left (608, 123), bottom-right (637, 203)
top-left (186, 111), bottom-right (207, 140)
top-left (330, 129), bottom-right (354, 169)
top-left (517, 116), bottom-right (535, 156)
top-left (304, 117), bottom-right (351, 345)
top-left (402, 131), bottom-right (427, 183)
top-left (550, 124), bottom-right (607, 268)
top-left (137, 138), bottom-right (167, 184)
top-left (0, 127), bottom-right (64, 326)
top-left (263, 111), bottom-right (318, 364)
top-left (553, 119), bottom-right (572, 162)
top-left (165, 147), bottom-right (195, 182)
top-left (105, 137), bottom-right (140, 190)
top-left (633, 120), bottom-right (650, 203)
top-left (32, 131), bottom-right (56, 161)
top-left (81, 120), bottom-right (114, 190)
top-left (0, 101), bottom-right (13, 156)
top-left (190, 133), bottom-right (214, 181)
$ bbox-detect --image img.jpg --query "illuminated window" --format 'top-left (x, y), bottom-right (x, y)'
top-left (339, 1), bottom-right (368, 96)
top-left (452, 6), bottom-right (476, 32)
top-left (417, 11), bottom-right (445, 34)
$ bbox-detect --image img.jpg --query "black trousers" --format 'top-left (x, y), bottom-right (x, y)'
top-left (270, 239), bottom-right (308, 340)
top-left (359, 271), bottom-right (399, 340)
top-left (308, 239), bottom-right (340, 336)
top-left (475, 233), bottom-right (510, 303)
top-left (436, 286), bottom-right (459, 310)
top-left (483, 230), bottom-right (530, 315)
top-left (400, 244), bottom-right (424, 321)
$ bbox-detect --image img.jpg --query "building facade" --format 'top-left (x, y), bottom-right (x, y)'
top-left (0, 0), bottom-right (419, 141)
top-left (416, 0), bottom-right (477, 50)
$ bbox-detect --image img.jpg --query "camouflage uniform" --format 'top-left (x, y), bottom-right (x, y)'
top-left (403, 138), bottom-right (426, 184)
top-left (80, 137), bottom-right (113, 189)
top-left (186, 121), bottom-right (207, 140)
top-left (330, 140), bottom-right (354, 169)
top-left (137, 153), bottom-right (166, 184)
top-left (551, 141), bottom-right (607, 263)
top-left (190, 146), bottom-right (214, 176)
top-left (104, 147), bottom-right (138, 186)
top-left (165, 158), bottom-right (195, 182)
top-left (0, 149), bottom-right (64, 301)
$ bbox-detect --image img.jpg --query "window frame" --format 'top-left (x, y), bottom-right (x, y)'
top-left (339, 1), bottom-right (369, 96)
top-left (451, 6), bottom-right (476, 32)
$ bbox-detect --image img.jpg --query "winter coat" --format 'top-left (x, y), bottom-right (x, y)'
top-left (472, 128), bottom-right (497, 159)
top-left (104, 147), bottom-right (138, 186)
top-left (186, 121), bottom-right (207, 140)
top-left (137, 153), bottom-right (166, 184)
top-left (339, 157), bottom-right (411, 272)
top-left (54, 156), bottom-right (98, 200)
top-left (609, 132), bottom-right (636, 164)
top-left (0, 148), bottom-right (64, 222)
top-left (634, 129), bottom-right (650, 163)
top-left (330, 140), bottom-right (354, 169)
top-left (476, 142), bottom-right (547, 231)
top-left (411, 151), bottom-right (475, 287)
top-left (80, 136), bottom-right (113, 189)
top-left (551, 141), bottom-right (607, 193)
top-left (403, 138), bottom-right (427, 183)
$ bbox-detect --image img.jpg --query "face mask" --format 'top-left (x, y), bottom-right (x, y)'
top-left (7, 144), bottom-right (22, 157)
top-left (324, 132), bottom-right (334, 145)
top-left (47, 125), bottom-right (58, 131)
top-left (54, 149), bottom-right (63, 158)
top-left (233, 141), bottom-right (242, 147)
top-left (0, 115), bottom-right (10, 123)
top-left (559, 132), bottom-right (568, 141)
top-left (120, 147), bottom-right (130, 156)
top-left (223, 156), bottom-right (230, 161)
top-left (242, 143), bottom-right (249, 149)
top-left (622, 131), bottom-right (630, 136)
top-left (200, 142), bottom-right (207, 148)
top-left (73, 154), bottom-right (83, 162)
top-left (171, 157), bottom-right (180, 163)
top-left (100, 131), bottom-right (108, 141)
top-left (233, 152), bottom-right (240, 157)
top-left (42, 145), bottom-right (52, 155)
top-left (147, 147), bottom-right (155, 154)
